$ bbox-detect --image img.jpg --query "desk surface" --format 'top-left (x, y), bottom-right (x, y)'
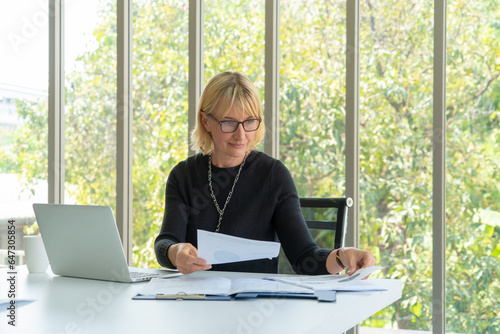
top-left (1, 266), bottom-right (401, 334)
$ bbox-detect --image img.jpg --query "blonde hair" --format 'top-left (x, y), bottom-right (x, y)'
top-left (190, 71), bottom-right (265, 154)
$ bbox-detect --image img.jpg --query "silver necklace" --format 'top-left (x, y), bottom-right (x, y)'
top-left (208, 152), bottom-right (248, 233)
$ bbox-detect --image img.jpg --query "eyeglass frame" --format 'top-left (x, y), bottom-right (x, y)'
top-left (205, 113), bottom-right (262, 133)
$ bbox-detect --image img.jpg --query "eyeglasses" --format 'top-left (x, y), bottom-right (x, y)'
top-left (207, 114), bottom-right (262, 133)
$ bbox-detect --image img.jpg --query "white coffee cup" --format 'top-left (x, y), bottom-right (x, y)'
top-left (24, 235), bottom-right (49, 273)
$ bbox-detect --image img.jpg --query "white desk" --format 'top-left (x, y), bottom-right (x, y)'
top-left (1, 266), bottom-right (401, 334)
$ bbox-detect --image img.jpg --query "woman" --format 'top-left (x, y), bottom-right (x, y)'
top-left (155, 71), bottom-right (375, 275)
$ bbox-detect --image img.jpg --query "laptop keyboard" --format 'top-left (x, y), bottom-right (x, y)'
top-left (130, 271), bottom-right (159, 279)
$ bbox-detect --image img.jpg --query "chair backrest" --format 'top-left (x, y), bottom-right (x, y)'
top-left (300, 197), bottom-right (352, 249)
top-left (278, 197), bottom-right (352, 274)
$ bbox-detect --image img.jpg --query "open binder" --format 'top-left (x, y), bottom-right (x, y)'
top-left (132, 266), bottom-right (383, 303)
top-left (132, 275), bottom-right (341, 302)
top-left (133, 290), bottom-right (336, 302)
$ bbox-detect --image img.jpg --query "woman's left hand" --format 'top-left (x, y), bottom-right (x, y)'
top-left (326, 247), bottom-right (376, 276)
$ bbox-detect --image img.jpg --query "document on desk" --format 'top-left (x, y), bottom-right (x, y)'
top-left (266, 266), bottom-right (385, 291)
top-left (197, 229), bottom-right (280, 265)
top-left (136, 276), bottom-right (312, 297)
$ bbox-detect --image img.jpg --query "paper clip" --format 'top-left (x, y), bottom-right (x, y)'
top-left (156, 292), bottom-right (206, 301)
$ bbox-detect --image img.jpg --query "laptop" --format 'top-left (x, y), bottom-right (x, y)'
top-left (32, 203), bottom-right (180, 283)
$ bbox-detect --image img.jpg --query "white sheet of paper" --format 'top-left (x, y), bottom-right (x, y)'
top-left (267, 266), bottom-right (383, 291)
top-left (197, 229), bottom-right (281, 265)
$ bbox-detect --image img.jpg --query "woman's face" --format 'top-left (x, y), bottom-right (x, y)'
top-left (202, 107), bottom-right (257, 167)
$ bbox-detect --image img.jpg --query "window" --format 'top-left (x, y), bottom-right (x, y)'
top-left (0, 1), bottom-right (48, 266)
top-left (445, 0), bottom-right (500, 331)
top-left (64, 1), bottom-right (117, 212)
top-left (204, 0), bottom-right (265, 87)
top-left (132, 0), bottom-right (189, 267)
top-left (359, 0), bottom-right (434, 330)
top-left (280, 0), bottom-right (346, 198)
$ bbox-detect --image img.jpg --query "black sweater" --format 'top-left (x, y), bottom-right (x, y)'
top-left (154, 151), bottom-right (332, 274)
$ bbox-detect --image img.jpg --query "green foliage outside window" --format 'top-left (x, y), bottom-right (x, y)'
top-left (1, 0), bottom-right (498, 332)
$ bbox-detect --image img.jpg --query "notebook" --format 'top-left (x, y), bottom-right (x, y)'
top-left (32, 203), bottom-right (179, 283)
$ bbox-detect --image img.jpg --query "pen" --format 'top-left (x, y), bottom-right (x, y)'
top-left (264, 277), bottom-right (314, 291)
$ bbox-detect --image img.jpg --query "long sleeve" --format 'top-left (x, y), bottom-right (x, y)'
top-left (267, 160), bottom-right (332, 275)
top-left (154, 162), bottom-right (186, 268)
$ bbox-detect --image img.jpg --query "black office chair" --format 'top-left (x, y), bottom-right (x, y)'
top-left (278, 197), bottom-right (353, 274)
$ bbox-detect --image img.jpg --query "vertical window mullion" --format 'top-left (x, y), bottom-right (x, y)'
top-left (117, 0), bottom-right (133, 262)
top-left (264, 0), bottom-right (279, 158)
top-left (188, 0), bottom-right (204, 156)
top-left (345, 0), bottom-right (360, 332)
top-left (48, 0), bottom-right (65, 204)
top-left (433, 0), bottom-right (447, 332)
top-left (345, 0), bottom-right (360, 247)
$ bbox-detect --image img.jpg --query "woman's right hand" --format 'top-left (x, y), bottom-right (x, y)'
top-left (167, 243), bottom-right (212, 274)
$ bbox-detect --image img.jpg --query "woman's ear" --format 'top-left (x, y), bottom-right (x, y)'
top-left (201, 113), bottom-right (210, 132)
